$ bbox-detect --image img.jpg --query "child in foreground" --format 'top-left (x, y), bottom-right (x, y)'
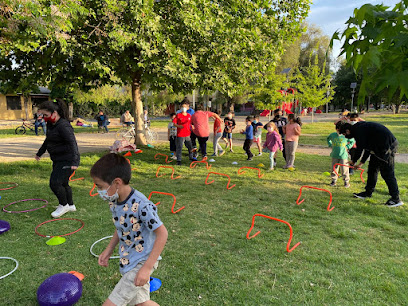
top-left (262, 122), bottom-right (283, 170)
top-left (327, 121), bottom-right (355, 188)
top-left (240, 116), bottom-right (254, 160)
top-left (90, 153), bottom-right (168, 306)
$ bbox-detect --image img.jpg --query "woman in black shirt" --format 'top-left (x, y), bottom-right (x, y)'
top-left (35, 99), bottom-right (80, 218)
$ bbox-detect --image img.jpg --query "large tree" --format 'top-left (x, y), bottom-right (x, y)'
top-left (294, 51), bottom-right (332, 122)
top-left (331, 1), bottom-right (408, 113)
top-left (1, 0), bottom-right (311, 144)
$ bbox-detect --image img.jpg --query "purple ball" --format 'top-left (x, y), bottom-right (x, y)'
top-left (0, 220), bottom-right (10, 234)
top-left (37, 273), bottom-right (82, 306)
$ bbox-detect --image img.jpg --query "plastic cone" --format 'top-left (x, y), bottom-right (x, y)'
top-left (124, 151), bottom-right (132, 157)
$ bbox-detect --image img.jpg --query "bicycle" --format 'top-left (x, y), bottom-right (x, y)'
top-left (15, 119), bottom-right (42, 135)
top-left (115, 123), bottom-right (158, 144)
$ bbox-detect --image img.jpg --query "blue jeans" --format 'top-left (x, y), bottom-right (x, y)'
top-left (35, 121), bottom-right (46, 135)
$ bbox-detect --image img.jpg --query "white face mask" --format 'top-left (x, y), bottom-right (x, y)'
top-left (267, 127), bottom-right (272, 132)
top-left (350, 121), bottom-right (357, 125)
top-left (182, 107), bottom-right (188, 113)
top-left (97, 184), bottom-right (119, 201)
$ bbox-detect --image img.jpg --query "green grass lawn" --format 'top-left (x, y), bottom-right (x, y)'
top-left (1, 143), bottom-right (408, 305)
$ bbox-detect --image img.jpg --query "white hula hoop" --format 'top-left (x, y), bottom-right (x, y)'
top-left (90, 236), bottom-right (120, 259)
top-left (0, 257), bottom-right (19, 280)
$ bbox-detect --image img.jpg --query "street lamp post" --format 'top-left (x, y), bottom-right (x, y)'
top-left (350, 82), bottom-right (357, 111)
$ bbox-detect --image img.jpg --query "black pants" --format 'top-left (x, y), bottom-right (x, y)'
top-left (243, 139), bottom-right (253, 159)
top-left (191, 132), bottom-right (209, 157)
top-left (169, 136), bottom-right (177, 152)
top-left (366, 148), bottom-right (399, 199)
top-left (197, 136), bottom-right (209, 157)
top-left (191, 132), bottom-right (197, 148)
top-left (50, 161), bottom-right (74, 206)
top-left (275, 139), bottom-right (286, 163)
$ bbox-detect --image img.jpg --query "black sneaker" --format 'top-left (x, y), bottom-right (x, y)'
top-left (385, 198), bottom-right (404, 207)
top-left (247, 157), bottom-right (253, 161)
top-left (176, 161), bottom-right (181, 166)
top-left (330, 180), bottom-right (336, 187)
top-left (353, 191), bottom-right (372, 199)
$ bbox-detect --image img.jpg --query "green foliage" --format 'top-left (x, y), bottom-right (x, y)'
top-left (294, 50), bottom-right (333, 108)
top-left (332, 1), bottom-right (408, 104)
top-left (1, 0), bottom-right (311, 143)
top-left (250, 71), bottom-right (287, 110)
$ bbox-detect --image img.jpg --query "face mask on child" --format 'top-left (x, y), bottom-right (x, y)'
top-left (181, 107), bottom-right (188, 113)
top-left (267, 127), bottom-right (272, 132)
top-left (97, 184), bottom-right (119, 201)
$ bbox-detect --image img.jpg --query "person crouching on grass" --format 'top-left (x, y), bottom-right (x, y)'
top-left (240, 116), bottom-right (254, 161)
top-left (35, 99), bottom-right (80, 218)
top-left (91, 153), bottom-right (168, 306)
top-left (327, 121), bottom-right (355, 188)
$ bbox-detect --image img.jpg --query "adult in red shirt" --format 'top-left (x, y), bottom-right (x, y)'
top-left (173, 99), bottom-right (195, 165)
top-left (191, 104), bottom-right (221, 159)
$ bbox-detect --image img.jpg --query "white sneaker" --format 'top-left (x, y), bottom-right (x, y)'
top-left (257, 153), bottom-right (262, 157)
top-left (51, 204), bottom-right (75, 218)
top-left (68, 204), bottom-right (77, 212)
top-left (171, 155), bottom-right (177, 160)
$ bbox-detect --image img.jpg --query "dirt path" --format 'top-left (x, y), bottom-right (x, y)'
top-left (1, 129), bottom-right (408, 164)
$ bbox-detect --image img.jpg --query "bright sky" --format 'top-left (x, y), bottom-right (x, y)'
top-left (307, 0), bottom-right (400, 64)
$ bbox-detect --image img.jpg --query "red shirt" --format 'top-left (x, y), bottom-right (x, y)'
top-left (173, 113), bottom-right (192, 137)
top-left (191, 111), bottom-right (215, 138)
top-left (214, 117), bottom-right (222, 134)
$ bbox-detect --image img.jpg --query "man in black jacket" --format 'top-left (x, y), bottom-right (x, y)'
top-left (339, 121), bottom-right (403, 207)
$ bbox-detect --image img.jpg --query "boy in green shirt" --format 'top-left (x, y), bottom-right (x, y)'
top-left (327, 121), bottom-right (356, 187)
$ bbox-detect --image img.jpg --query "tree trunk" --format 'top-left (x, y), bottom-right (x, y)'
top-left (396, 103), bottom-right (401, 114)
top-left (131, 74), bottom-right (147, 145)
top-left (24, 95), bottom-right (29, 120)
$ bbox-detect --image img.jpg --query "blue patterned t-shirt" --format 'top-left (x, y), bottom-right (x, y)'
top-left (110, 188), bottom-right (163, 275)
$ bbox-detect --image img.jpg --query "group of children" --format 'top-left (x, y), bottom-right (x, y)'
top-left (167, 105), bottom-right (360, 190)
top-left (168, 107), bottom-right (304, 171)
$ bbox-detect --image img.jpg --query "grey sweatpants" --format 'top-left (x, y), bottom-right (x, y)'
top-left (176, 136), bottom-right (193, 162)
top-left (213, 132), bottom-right (223, 155)
top-left (331, 158), bottom-right (350, 184)
top-left (285, 140), bottom-right (298, 168)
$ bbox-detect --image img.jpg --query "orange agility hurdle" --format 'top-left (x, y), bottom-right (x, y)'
top-left (237, 166), bottom-right (264, 178)
top-left (148, 191), bottom-right (185, 214)
top-left (205, 172), bottom-right (236, 190)
top-left (156, 166), bottom-right (181, 180)
top-left (69, 170), bottom-right (84, 182)
top-left (89, 184), bottom-right (98, 197)
top-left (296, 185), bottom-right (334, 211)
top-left (190, 160), bottom-right (211, 170)
top-left (154, 153), bottom-right (173, 164)
top-left (246, 214), bottom-right (301, 253)
top-left (333, 163), bottom-right (365, 183)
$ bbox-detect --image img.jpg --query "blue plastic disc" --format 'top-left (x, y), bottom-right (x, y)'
top-left (150, 277), bottom-right (162, 292)
top-left (0, 220), bottom-right (10, 234)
